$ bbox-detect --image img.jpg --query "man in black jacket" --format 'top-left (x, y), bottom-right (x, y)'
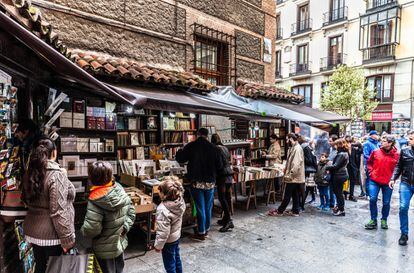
top-left (391, 131), bottom-right (414, 246)
top-left (176, 128), bottom-right (223, 241)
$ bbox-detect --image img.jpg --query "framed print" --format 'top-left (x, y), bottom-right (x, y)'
top-left (62, 156), bottom-right (80, 177)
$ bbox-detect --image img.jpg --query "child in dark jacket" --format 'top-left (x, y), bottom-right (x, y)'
top-left (314, 153), bottom-right (331, 211)
top-left (81, 161), bottom-right (136, 273)
top-left (154, 176), bottom-right (186, 273)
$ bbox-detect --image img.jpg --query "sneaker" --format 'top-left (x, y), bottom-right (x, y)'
top-left (381, 219), bottom-right (388, 230)
top-left (358, 193), bottom-right (366, 198)
top-left (399, 234), bottom-right (408, 246)
top-left (285, 211), bottom-right (300, 217)
top-left (191, 233), bottom-right (206, 242)
top-left (306, 199), bottom-right (316, 204)
top-left (333, 210), bottom-right (345, 216)
top-left (322, 207), bottom-right (330, 212)
top-left (316, 205), bottom-right (323, 210)
top-left (365, 220), bottom-right (378, 230)
top-left (219, 221), bottom-right (234, 232)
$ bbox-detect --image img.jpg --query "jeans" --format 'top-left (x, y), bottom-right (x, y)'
top-left (278, 183), bottom-right (300, 214)
top-left (365, 168), bottom-right (370, 196)
top-left (162, 241), bottom-right (183, 273)
top-left (318, 186), bottom-right (330, 208)
top-left (191, 188), bottom-right (214, 234)
top-left (399, 182), bottom-right (414, 235)
top-left (217, 182), bottom-right (232, 223)
top-left (97, 254), bottom-right (125, 273)
top-left (332, 177), bottom-right (346, 211)
top-left (329, 183), bottom-right (337, 207)
top-left (368, 179), bottom-right (393, 221)
top-left (32, 244), bottom-right (62, 273)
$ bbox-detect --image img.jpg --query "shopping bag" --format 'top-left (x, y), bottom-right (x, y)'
top-left (0, 189), bottom-right (27, 223)
top-left (343, 180), bottom-right (350, 193)
top-left (46, 253), bottom-right (103, 273)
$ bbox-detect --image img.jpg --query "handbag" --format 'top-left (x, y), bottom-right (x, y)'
top-left (0, 189), bottom-right (27, 223)
top-left (343, 180), bottom-right (350, 193)
top-left (46, 252), bottom-right (103, 273)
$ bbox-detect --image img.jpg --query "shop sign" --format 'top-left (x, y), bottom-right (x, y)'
top-left (371, 112), bottom-right (392, 121)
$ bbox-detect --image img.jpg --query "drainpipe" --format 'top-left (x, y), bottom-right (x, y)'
top-left (411, 59), bottom-right (414, 129)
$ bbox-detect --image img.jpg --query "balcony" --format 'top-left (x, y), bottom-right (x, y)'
top-left (289, 63), bottom-right (312, 78)
top-left (276, 27), bottom-right (283, 40)
top-left (362, 44), bottom-right (396, 63)
top-left (366, 0), bottom-right (398, 12)
top-left (320, 54), bottom-right (347, 72)
top-left (291, 19), bottom-right (312, 37)
top-left (323, 7), bottom-right (348, 27)
top-left (276, 70), bottom-right (282, 79)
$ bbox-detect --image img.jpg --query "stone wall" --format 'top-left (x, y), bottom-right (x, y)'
top-left (236, 59), bottom-right (265, 83)
top-left (201, 115), bottom-right (232, 141)
top-left (235, 30), bottom-right (261, 61)
top-left (45, 0), bottom-right (186, 38)
top-left (42, 10), bottom-right (187, 68)
top-left (247, 0), bottom-right (262, 7)
top-left (177, 0), bottom-right (265, 35)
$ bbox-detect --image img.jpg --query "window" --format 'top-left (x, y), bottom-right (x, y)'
top-left (328, 35), bottom-right (343, 66)
top-left (276, 50), bottom-right (282, 77)
top-left (193, 24), bottom-right (236, 86)
top-left (292, 85), bottom-right (313, 107)
top-left (297, 44), bottom-right (309, 71)
top-left (298, 4), bottom-right (310, 31)
top-left (367, 74), bottom-right (393, 102)
top-left (276, 14), bottom-right (282, 39)
top-left (321, 82), bottom-right (329, 100)
top-left (330, 0), bottom-right (345, 21)
top-left (360, 7), bottom-right (400, 49)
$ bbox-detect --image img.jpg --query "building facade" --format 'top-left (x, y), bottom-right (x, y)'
top-left (32, 0), bottom-right (277, 86)
top-left (275, 0), bottom-right (414, 135)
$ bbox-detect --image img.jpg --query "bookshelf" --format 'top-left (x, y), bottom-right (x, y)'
top-left (270, 120), bottom-right (287, 158)
top-left (248, 121), bottom-right (270, 166)
top-left (160, 112), bottom-right (199, 159)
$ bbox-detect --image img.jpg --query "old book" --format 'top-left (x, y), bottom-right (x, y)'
top-left (105, 139), bottom-right (115, 153)
top-left (128, 118), bottom-right (137, 130)
top-left (130, 133), bottom-right (139, 146)
top-left (89, 138), bottom-right (99, 153)
top-left (77, 138), bottom-right (89, 153)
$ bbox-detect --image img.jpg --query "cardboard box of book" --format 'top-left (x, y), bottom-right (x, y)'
top-left (124, 187), bottom-right (154, 213)
top-left (120, 173), bottom-right (140, 187)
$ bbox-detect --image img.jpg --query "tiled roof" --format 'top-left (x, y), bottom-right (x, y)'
top-left (236, 80), bottom-right (304, 104)
top-left (0, 0), bottom-right (215, 92)
top-left (69, 50), bottom-right (215, 91)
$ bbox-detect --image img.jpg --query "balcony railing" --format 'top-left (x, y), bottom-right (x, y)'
top-left (320, 54), bottom-right (347, 71)
top-left (289, 62), bottom-right (312, 77)
top-left (276, 70), bottom-right (282, 79)
top-left (323, 6), bottom-right (348, 26)
top-left (291, 19), bottom-right (312, 36)
top-left (362, 44), bottom-right (396, 63)
top-left (276, 27), bottom-right (283, 40)
top-left (276, 0), bottom-right (284, 4)
top-left (367, 0), bottom-right (398, 11)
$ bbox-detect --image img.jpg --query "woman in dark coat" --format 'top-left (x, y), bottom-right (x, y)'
top-left (211, 134), bottom-right (234, 232)
top-left (326, 139), bottom-right (349, 216)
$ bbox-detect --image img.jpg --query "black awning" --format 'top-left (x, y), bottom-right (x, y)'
top-left (0, 11), bottom-right (146, 106)
top-left (111, 84), bottom-right (261, 118)
top-left (276, 102), bottom-right (350, 123)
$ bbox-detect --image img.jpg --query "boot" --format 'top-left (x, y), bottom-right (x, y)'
top-left (219, 221), bottom-right (234, 232)
top-left (399, 234), bottom-right (408, 246)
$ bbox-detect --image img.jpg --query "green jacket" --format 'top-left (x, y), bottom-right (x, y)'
top-left (81, 182), bottom-right (135, 259)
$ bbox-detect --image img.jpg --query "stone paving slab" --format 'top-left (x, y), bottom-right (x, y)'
top-left (124, 188), bottom-right (414, 273)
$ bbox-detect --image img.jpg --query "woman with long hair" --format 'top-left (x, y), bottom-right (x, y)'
top-left (326, 138), bottom-right (349, 216)
top-left (23, 138), bottom-right (76, 273)
top-left (211, 133), bottom-right (234, 232)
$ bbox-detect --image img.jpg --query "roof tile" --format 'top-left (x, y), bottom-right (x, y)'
top-left (236, 80), bottom-right (304, 104)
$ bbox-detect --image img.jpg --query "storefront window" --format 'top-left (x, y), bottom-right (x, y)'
top-left (292, 85), bottom-right (312, 107)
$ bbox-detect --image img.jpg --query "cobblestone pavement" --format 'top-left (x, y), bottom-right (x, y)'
top-left (124, 187), bottom-right (414, 273)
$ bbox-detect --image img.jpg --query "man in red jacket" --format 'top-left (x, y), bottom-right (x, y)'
top-left (365, 135), bottom-right (399, 230)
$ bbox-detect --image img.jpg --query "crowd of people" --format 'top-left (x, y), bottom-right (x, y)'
top-left (10, 120), bottom-right (414, 273)
top-left (267, 129), bottom-right (414, 247)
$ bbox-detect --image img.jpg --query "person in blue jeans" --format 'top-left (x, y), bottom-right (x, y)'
top-left (363, 131), bottom-right (380, 197)
top-left (155, 177), bottom-right (186, 273)
top-left (176, 128), bottom-right (223, 241)
top-left (364, 136), bottom-right (399, 230)
top-left (314, 153), bottom-right (330, 211)
top-left (328, 134), bottom-right (338, 207)
top-left (390, 130), bottom-right (414, 246)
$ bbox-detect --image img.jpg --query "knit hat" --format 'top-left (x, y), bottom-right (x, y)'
top-left (369, 130), bottom-right (378, 136)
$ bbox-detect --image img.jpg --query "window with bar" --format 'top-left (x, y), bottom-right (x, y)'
top-left (192, 24), bottom-right (236, 86)
top-left (292, 85), bottom-right (312, 107)
top-left (367, 74), bottom-right (393, 102)
top-left (298, 4), bottom-right (310, 31)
